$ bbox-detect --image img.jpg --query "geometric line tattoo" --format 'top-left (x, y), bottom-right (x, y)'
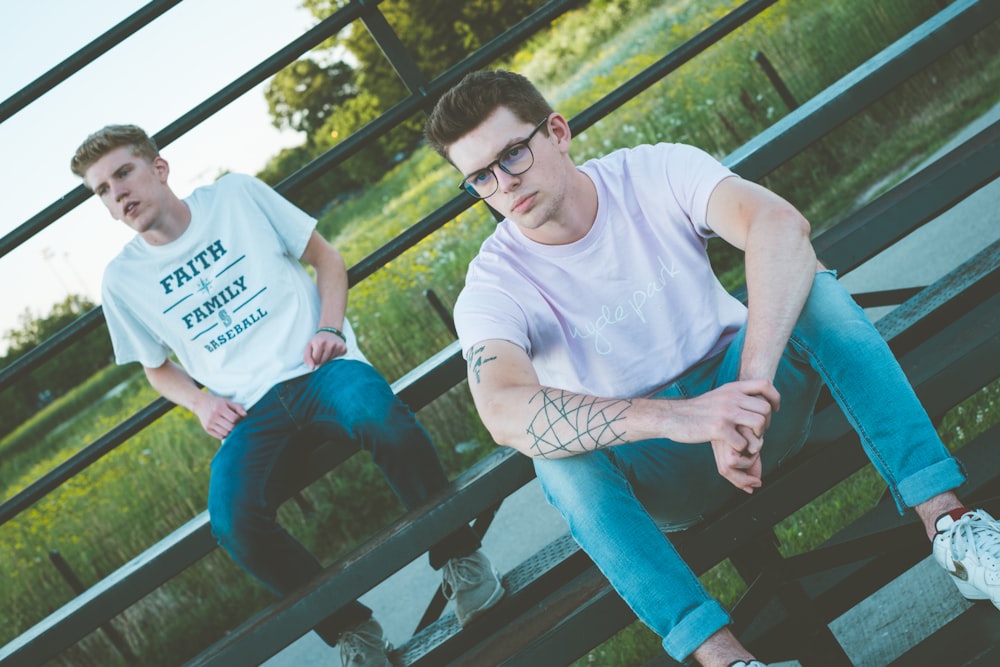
top-left (526, 389), bottom-right (631, 458)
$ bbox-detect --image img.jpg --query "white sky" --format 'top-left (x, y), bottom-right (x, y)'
top-left (0, 0), bottom-right (318, 348)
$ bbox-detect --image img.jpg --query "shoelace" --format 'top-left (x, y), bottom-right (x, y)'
top-left (339, 627), bottom-right (386, 664)
top-left (441, 556), bottom-right (482, 600)
top-left (947, 510), bottom-right (1000, 563)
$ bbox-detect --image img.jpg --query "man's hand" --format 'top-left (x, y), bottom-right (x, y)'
top-left (713, 425), bottom-right (764, 493)
top-left (193, 393), bottom-right (247, 440)
top-left (304, 330), bottom-right (347, 369)
top-left (671, 379), bottom-right (780, 493)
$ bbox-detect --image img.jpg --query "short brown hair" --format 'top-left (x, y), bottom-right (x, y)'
top-left (70, 124), bottom-right (159, 179)
top-left (424, 70), bottom-right (553, 159)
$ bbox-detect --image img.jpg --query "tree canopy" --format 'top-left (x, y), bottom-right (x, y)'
top-left (258, 0), bottom-right (546, 210)
top-left (265, 58), bottom-right (357, 138)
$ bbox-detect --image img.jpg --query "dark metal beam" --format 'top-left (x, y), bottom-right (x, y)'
top-left (357, 0), bottom-right (430, 95)
top-left (0, 0), bottom-right (369, 261)
top-left (0, 0), bottom-right (184, 123)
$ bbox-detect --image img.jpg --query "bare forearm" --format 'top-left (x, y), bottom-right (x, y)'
top-left (482, 382), bottom-right (774, 460)
top-left (469, 339), bottom-right (777, 462)
top-left (303, 232), bottom-right (349, 330)
top-left (301, 233), bottom-right (350, 367)
top-left (739, 208), bottom-right (817, 381)
top-left (521, 387), bottom-right (634, 457)
top-left (145, 360), bottom-right (247, 439)
top-left (314, 254), bottom-right (348, 330)
top-left (144, 360), bottom-right (206, 412)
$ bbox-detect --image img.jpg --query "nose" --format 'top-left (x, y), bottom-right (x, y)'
top-left (494, 167), bottom-right (520, 193)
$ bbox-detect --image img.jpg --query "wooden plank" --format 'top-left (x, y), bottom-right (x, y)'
top-left (724, 0), bottom-right (1000, 181)
top-left (814, 120), bottom-right (999, 276)
top-left (424, 291), bottom-right (1000, 667)
top-left (888, 603), bottom-right (1000, 667)
top-left (0, 347), bottom-right (462, 666)
top-left (183, 450), bottom-right (534, 666)
top-left (739, 424), bottom-right (1000, 656)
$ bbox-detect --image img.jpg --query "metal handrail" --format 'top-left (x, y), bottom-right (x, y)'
top-left (0, 0), bottom-right (184, 124)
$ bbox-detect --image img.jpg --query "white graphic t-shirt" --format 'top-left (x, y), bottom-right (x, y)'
top-left (102, 173), bottom-right (368, 409)
top-left (454, 143), bottom-right (747, 399)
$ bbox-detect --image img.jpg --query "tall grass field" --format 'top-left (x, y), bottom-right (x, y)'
top-left (1, 1), bottom-right (998, 665)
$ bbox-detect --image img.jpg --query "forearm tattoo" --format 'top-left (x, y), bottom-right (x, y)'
top-left (527, 389), bottom-right (631, 458)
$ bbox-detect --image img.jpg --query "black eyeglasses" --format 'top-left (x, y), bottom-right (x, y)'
top-left (459, 117), bottom-right (549, 199)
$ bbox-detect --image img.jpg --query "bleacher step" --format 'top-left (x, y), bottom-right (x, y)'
top-left (888, 602), bottom-right (1000, 667)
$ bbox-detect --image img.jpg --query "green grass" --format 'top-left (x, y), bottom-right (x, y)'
top-left (2, 0), bottom-right (998, 664)
top-left (0, 363), bottom-right (141, 498)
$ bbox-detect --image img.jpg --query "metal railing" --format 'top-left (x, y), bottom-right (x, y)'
top-left (2, 0), bottom-right (996, 664)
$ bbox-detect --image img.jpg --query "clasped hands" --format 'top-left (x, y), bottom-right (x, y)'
top-left (691, 378), bottom-right (781, 494)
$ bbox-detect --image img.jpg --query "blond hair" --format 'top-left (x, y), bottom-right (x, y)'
top-left (70, 124), bottom-right (159, 179)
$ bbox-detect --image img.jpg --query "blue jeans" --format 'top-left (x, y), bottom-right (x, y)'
top-left (533, 271), bottom-right (966, 661)
top-left (208, 359), bottom-right (481, 644)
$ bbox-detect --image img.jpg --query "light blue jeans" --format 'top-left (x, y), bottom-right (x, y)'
top-left (208, 359), bottom-right (481, 643)
top-left (533, 271), bottom-right (965, 661)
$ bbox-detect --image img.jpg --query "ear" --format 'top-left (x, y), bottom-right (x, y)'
top-left (152, 155), bottom-right (170, 183)
top-left (547, 112), bottom-right (573, 152)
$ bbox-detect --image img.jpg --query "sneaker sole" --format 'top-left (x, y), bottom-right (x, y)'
top-left (459, 575), bottom-right (506, 626)
top-left (947, 573), bottom-right (1000, 610)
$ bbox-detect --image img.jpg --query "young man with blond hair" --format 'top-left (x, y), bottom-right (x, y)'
top-left (424, 69), bottom-right (1000, 667)
top-left (71, 125), bottom-right (503, 666)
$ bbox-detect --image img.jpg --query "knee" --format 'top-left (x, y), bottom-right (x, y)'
top-left (208, 488), bottom-right (266, 554)
top-left (534, 453), bottom-right (627, 516)
top-left (352, 402), bottom-right (431, 455)
top-left (795, 272), bottom-right (877, 345)
top-left (803, 272), bottom-right (864, 319)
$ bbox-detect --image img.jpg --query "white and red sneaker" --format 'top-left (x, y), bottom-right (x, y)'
top-left (932, 508), bottom-right (1000, 609)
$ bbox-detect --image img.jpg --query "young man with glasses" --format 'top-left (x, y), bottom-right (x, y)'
top-left (71, 124), bottom-right (504, 667)
top-left (423, 69), bottom-right (1000, 667)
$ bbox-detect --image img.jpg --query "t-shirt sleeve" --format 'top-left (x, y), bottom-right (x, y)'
top-left (101, 270), bottom-right (170, 368)
top-left (239, 175), bottom-right (317, 259)
top-left (660, 143), bottom-right (737, 238)
top-left (454, 281), bottom-right (531, 360)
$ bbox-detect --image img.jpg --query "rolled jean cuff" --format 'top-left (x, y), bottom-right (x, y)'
top-left (662, 599), bottom-right (731, 662)
top-left (897, 456), bottom-right (967, 510)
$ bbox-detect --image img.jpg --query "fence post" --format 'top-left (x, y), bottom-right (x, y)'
top-left (49, 550), bottom-right (139, 665)
top-left (753, 49), bottom-right (798, 111)
top-left (423, 289), bottom-right (458, 338)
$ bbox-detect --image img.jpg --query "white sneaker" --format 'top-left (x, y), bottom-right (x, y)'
top-left (339, 618), bottom-right (392, 667)
top-left (932, 508), bottom-right (1000, 609)
top-left (441, 550), bottom-right (505, 626)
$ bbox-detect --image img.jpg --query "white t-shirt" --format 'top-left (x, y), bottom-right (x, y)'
top-left (454, 143), bottom-right (747, 399)
top-left (101, 173), bottom-right (368, 409)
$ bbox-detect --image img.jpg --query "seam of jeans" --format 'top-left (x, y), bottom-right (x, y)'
top-left (273, 381), bottom-right (306, 432)
top-left (788, 332), bottom-right (902, 507)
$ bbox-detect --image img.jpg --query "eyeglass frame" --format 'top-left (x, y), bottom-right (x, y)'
top-left (458, 116), bottom-right (550, 199)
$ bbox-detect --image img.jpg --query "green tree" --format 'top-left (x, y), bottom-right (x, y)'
top-left (257, 142), bottom-right (362, 216)
top-left (258, 0), bottom-right (547, 202)
top-left (0, 295), bottom-right (113, 437)
top-left (264, 58), bottom-right (357, 138)
top-left (320, 0), bottom-right (547, 145)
